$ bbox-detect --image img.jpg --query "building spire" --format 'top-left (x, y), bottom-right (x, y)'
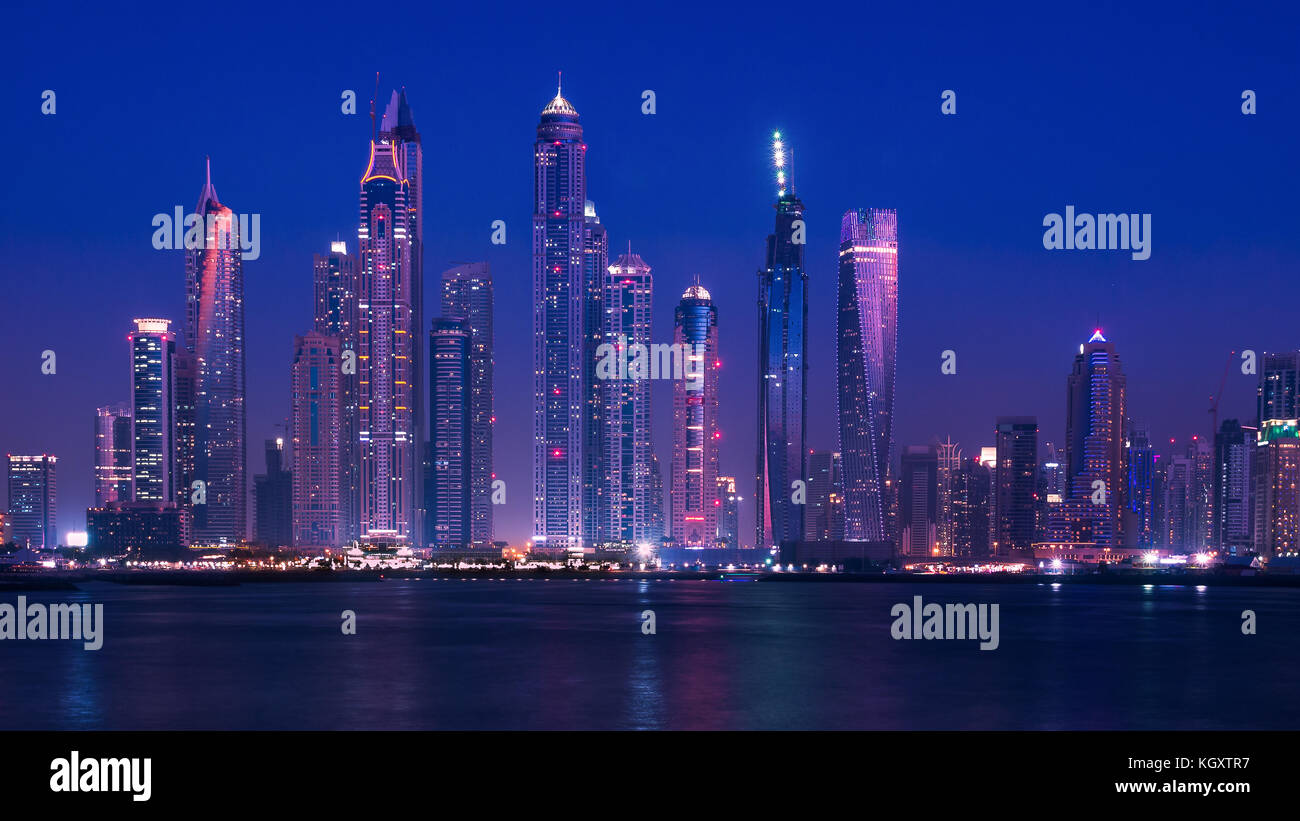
top-left (558, 70), bottom-right (562, 98)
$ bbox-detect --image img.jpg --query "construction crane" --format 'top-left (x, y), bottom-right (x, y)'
top-left (1209, 350), bottom-right (1237, 443)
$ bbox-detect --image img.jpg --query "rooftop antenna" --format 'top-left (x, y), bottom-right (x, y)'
top-left (558, 70), bottom-right (562, 97)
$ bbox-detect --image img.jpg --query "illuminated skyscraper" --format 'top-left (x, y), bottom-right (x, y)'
top-left (582, 201), bottom-right (610, 546)
top-left (951, 457), bottom-right (991, 557)
top-left (427, 318), bottom-right (471, 548)
top-left (254, 438), bottom-right (292, 548)
top-left (672, 283), bottom-right (720, 547)
top-left (380, 89), bottom-right (425, 544)
top-left (600, 247), bottom-right (653, 547)
top-left (533, 78), bottom-right (587, 556)
top-left (184, 161), bottom-right (246, 543)
top-left (358, 104), bottom-right (417, 542)
top-left (313, 243), bottom-right (359, 542)
top-left (93, 403), bottom-right (133, 506)
top-left (442, 263), bottom-right (495, 546)
top-left (899, 445), bottom-right (937, 557)
top-left (934, 437), bottom-right (961, 555)
top-left (837, 207), bottom-right (898, 543)
top-left (1214, 419), bottom-right (1254, 555)
top-left (716, 475), bottom-right (741, 547)
top-left (1064, 330), bottom-right (1127, 549)
top-left (756, 132), bottom-right (808, 550)
top-left (291, 332), bottom-right (342, 548)
top-left (806, 451), bottom-right (845, 542)
top-left (1125, 426), bottom-right (1157, 548)
top-left (7, 455), bottom-right (57, 549)
top-left (993, 417), bottom-right (1038, 557)
top-left (1254, 419), bottom-right (1300, 557)
top-left (129, 318), bottom-right (178, 503)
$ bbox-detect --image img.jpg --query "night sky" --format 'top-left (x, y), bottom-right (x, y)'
top-left (3, 1), bottom-right (1297, 545)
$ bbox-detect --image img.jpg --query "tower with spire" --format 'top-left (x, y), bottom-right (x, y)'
top-left (533, 74), bottom-right (589, 556)
top-left (755, 131), bottom-right (808, 550)
top-left (184, 158), bottom-right (247, 543)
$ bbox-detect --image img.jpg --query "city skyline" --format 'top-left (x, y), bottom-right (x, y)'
top-left (5, 8), bottom-right (1294, 545)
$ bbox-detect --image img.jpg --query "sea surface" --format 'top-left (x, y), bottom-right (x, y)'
top-left (1, 578), bottom-right (1295, 730)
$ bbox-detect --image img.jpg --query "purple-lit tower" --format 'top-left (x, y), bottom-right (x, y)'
top-left (291, 332), bottom-right (342, 548)
top-left (837, 208), bottom-right (898, 543)
top-left (357, 114), bottom-right (416, 542)
top-left (755, 131), bottom-right (808, 550)
top-left (183, 163), bottom-right (246, 543)
top-left (533, 77), bottom-right (587, 556)
top-left (672, 283), bottom-right (720, 546)
top-left (313, 242), bottom-right (360, 542)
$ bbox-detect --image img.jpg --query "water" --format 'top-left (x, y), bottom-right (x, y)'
top-left (1, 579), bottom-right (1295, 730)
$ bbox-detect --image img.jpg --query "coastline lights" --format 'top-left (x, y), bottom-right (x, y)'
top-left (772, 131), bottom-right (787, 197)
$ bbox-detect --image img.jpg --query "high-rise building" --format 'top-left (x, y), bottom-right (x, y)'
top-left (1063, 330), bottom-right (1127, 549)
top-left (837, 207), bottom-right (898, 543)
top-left (313, 243), bottom-right (359, 543)
top-left (1257, 352), bottom-right (1300, 423)
top-left (441, 263), bottom-right (494, 546)
top-left (1037, 441), bottom-right (1067, 542)
top-left (129, 318), bottom-right (178, 503)
top-left (172, 350), bottom-right (197, 509)
top-left (648, 452), bottom-right (665, 548)
top-left (7, 455), bottom-right (56, 549)
top-left (1253, 419), bottom-right (1300, 557)
top-left (533, 79), bottom-right (588, 557)
top-left (899, 445), bottom-right (937, 557)
top-left (716, 475), bottom-right (741, 548)
top-left (582, 200), bottom-right (610, 547)
top-left (254, 438), bottom-right (292, 548)
top-left (806, 451), bottom-right (845, 541)
top-left (1214, 419), bottom-right (1254, 555)
top-left (756, 131), bottom-right (808, 550)
top-left (950, 457), bottom-right (991, 557)
top-left (671, 283), bottom-right (721, 547)
top-left (1186, 436), bottom-right (1214, 551)
top-left (1163, 452), bottom-right (1192, 549)
top-left (86, 501), bottom-right (188, 559)
top-left (93, 403), bottom-right (133, 506)
top-left (380, 89), bottom-right (425, 546)
top-left (994, 417), bottom-right (1037, 558)
top-left (1125, 426), bottom-right (1157, 548)
top-left (358, 103), bottom-right (417, 543)
top-left (600, 247), bottom-right (653, 548)
top-left (184, 161), bottom-right (247, 543)
top-left (427, 318), bottom-right (471, 548)
top-left (291, 332), bottom-right (342, 548)
top-left (934, 437), bottom-right (961, 555)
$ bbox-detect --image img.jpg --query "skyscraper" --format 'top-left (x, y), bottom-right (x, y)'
top-left (254, 438), bottom-right (292, 548)
top-left (671, 283), bottom-right (721, 547)
top-left (994, 417), bottom-right (1038, 557)
top-left (441, 263), bottom-right (495, 547)
top-left (1214, 419), bottom-right (1254, 555)
top-left (806, 451), bottom-right (845, 541)
top-left (837, 207), bottom-right (898, 544)
top-left (601, 247), bottom-right (653, 548)
top-left (716, 475), bottom-right (741, 548)
top-left (934, 437), bottom-right (961, 555)
top-left (1186, 436), bottom-right (1214, 551)
top-left (1254, 419), bottom-right (1300, 557)
top-left (1126, 426), bottom-right (1157, 548)
top-left (1163, 452), bottom-right (1192, 549)
top-left (899, 445), bottom-right (937, 557)
top-left (951, 457), bottom-right (991, 557)
top-left (582, 200), bottom-right (610, 547)
top-left (427, 318), bottom-right (471, 548)
top-left (129, 318), bottom-right (177, 503)
top-left (533, 78), bottom-right (587, 556)
top-left (1257, 352), bottom-right (1300, 422)
top-left (313, 243), bottom-right (359, 543)
top-left (184, 161), bottom-right (246, 543)
top-left (1063, 330), bottom-right (1127, 549)
top-left (291, 332), bottom-right (342, 548)
top-left (93, 403), bottom-right (133, 506)
top-left (7, 455), bottom-right (56, 549)
top-left (358, 106), bottom-right (417, 542)
top-left (756, 131), bottom-right (808, 550)
top-left (379, 89), bottom-right (425, 545)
